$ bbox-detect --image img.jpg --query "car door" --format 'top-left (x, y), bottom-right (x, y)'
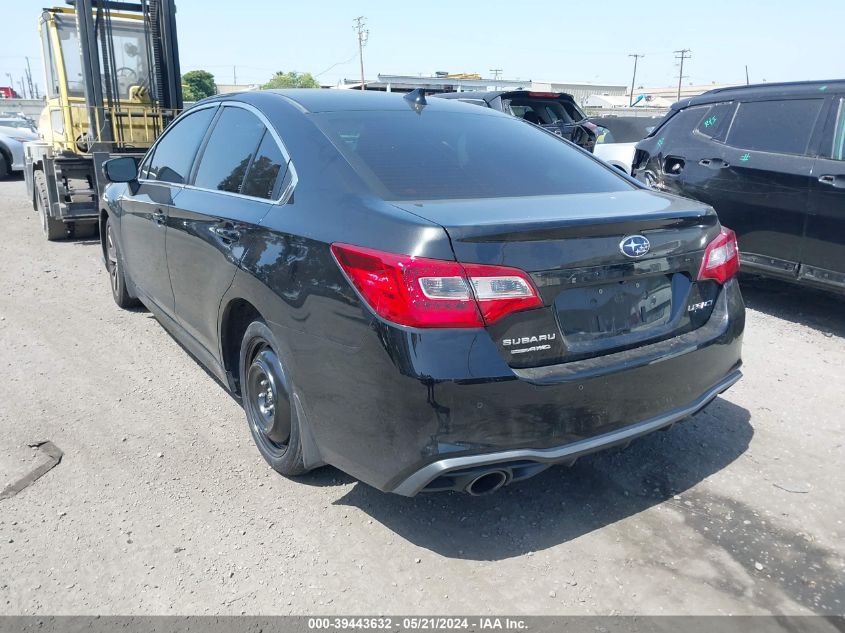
top-left (120, 105), bottom-right (217, 315)
top-left (713, 98), bottom-right (823, 275)
top-left (165, 104), bottom-right (289, 356)
top-left (804, 95), bottom-right (845, 287)
top-left (668, 102), bottom-right (736, 204)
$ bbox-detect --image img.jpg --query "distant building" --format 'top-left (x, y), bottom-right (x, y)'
top-left (586, 94), bottom-right (674, 109)
top-left (215, 83), bottom-right (260, 94)
top-left (333, 74), bottom-right (627, 101)
top-left (632, 82), bottom-right (740, 104)
top-left (531, 81), bottom-right (626, 105)
top-left (334, 74), bottom-right (530, 92)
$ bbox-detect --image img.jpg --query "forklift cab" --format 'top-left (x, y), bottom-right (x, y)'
top-left (36, 5), bottom-right (180, 157)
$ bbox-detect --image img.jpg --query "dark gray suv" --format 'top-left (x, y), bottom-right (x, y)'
top-left (633, 80), bottom-right (845, 293)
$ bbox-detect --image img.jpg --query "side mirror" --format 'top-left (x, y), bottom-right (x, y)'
top-left (103, 156), bottom-right (138, 183)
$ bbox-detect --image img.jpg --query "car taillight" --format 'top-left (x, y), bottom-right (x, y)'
top-left (698, 227), bottom-right (739, 284)
top-left (331, 243), bottom-right (542, 328)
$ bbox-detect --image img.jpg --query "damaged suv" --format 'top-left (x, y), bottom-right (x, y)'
top-left (100, 89), bottom-right (744, 496)
top-left (633, 80), bottom-right (845, 293)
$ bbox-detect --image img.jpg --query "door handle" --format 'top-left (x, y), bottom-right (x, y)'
top-left (819, 175), bottom-right (845, 188)
top-left (152, 209), bottom-right (166, 226)
top-left (699, 158), bottom-right (730, 169)
top-left (211, 224), bottom-right (241, 243)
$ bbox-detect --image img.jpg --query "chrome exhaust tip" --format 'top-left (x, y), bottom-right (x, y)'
top-left (465, 470), bottom-right (509, 496)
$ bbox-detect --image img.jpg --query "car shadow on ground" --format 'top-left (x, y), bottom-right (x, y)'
top-left (738, 274), bottom-right (845, 338)
top-left (328, 397), bottom-right (751, 561)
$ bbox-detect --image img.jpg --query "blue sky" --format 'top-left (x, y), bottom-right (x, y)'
top-left (2, 0), bottom-right (843, 94)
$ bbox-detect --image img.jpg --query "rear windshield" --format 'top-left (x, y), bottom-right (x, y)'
top-left (505, 98), bottom-right (585, 125)
top-left (592, 118), bottom-right (660, 144)
top-left (312, 110), bottom-right (633, 201)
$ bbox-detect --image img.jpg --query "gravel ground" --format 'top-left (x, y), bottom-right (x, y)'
top-left (0, 176), bottom-right (843, 615)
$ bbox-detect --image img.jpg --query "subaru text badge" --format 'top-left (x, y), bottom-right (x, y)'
top-left (619, 235), bottom-right (651, 258)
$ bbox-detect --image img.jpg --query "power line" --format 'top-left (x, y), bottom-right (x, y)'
top-left (353, 16), bottom-right (368, 91)
top-left (315, 50), bottom-right (359, 79)
top-left (674, 49), bottom-right (691, 101)
top-left (628, 54), bottom-right (644, 106)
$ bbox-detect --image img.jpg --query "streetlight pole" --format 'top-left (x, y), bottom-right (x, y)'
top-left (628, 54), bottom-right (643, 107)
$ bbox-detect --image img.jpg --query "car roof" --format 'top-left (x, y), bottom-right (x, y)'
top-left (433, 90), bottom-right (576, 102)
top-left (676, 79), bottom-right (845, 110)
top-left (197, 89), bottom-right (507, 115)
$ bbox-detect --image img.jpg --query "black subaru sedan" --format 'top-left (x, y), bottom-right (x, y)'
top-left (100, 89), bottom-right (744, 496)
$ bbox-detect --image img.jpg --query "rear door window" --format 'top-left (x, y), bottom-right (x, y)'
top-left (193, 106), bottom-right (265, 194)
top-left (240, 131), bottom-right (288, 199)
top-left (830, 98), bottom-right (845, 161)
top-left (147, 106), bottom-right (216, 184)
top-left (726, 99), bottom-right (823, 155)
top-left (694, 102), bottom-right (736, 141)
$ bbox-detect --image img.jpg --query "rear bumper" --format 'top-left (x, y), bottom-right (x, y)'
top-left (391, 368), bottom-right (740, 495)
top-left (286, 278), bottom-right (745, 495)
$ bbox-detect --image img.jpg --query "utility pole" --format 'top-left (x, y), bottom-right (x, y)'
top-left (233, 66), bottom-right (237, 84)
top-left (745, 65), bottom-right (749, 85)
top-left (354, 16), bottom-right (368, 91)
top-left (25, 56), bottom-right (35, 99)
top-left (674, 49), bottom-right (691, 102)
top-left (489, 68), bottom-right (502, 90)
top-left (628, 54), bottom-right (644, 106)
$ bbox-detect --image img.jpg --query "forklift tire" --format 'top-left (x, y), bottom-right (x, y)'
top-left (34, 170), bottom-right (66, 241)
top-left (0, 154), bottom-right (9, 180)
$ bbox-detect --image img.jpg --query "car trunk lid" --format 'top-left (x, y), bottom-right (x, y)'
top-left (392, 190), bottom-right (722, 368)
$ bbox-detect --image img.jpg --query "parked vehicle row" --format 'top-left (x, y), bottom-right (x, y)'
top-left (633, 80), bottom-right (845, 293)
top-left (99, 89), bottom-right (744, 496)
top-left (0, 114), bottom-right (39, 179)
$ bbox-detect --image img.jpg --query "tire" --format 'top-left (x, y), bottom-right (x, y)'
top-left (239, 321), bottom-right (307, 476)
top-left (104, 215), bottom-right (140, 309)
top-left (33, 170), bottom-right (66, 241)
top-left (0, 153), bottom-right (9, 180)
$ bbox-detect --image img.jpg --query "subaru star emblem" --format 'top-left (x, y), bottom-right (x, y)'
top-left (620, 235), bottom-right (651, 258)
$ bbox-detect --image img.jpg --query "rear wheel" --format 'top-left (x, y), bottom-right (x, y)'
top-left (34, 170), bottom-right (65, 241)
top-left (239, 321), bottom-right (307, 476)
top-left (0, 154), bottom-right (9, 180)
top-left (104, 216), bottom-right (139, 308)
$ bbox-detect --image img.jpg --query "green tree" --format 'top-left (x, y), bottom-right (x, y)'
top-left (261, 71), bottom-right (320, 90)
top-left (182, 70), bottom-right (217, 101)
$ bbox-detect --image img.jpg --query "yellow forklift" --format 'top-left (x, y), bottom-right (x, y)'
top-left (24, 0), bottom-right (182, 240)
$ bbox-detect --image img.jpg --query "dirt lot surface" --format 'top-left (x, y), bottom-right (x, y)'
top-left (0, 176), bottom-right (843, 615)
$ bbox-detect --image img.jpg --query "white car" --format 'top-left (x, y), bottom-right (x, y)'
top-left (0, 116), bottom-right (39, 179)
top-left (590, 116), bottom-right (663, 175)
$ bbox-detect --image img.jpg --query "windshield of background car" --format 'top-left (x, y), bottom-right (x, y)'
top-left (313, 110), bottom-right (633, 201)
top-left (594, 118), bottom-right (658, 144)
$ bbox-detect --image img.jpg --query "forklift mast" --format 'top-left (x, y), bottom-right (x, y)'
top-left (23, 0), bottom-right (185, 240)
top-left (70, 0), bottom-right (183, 152)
